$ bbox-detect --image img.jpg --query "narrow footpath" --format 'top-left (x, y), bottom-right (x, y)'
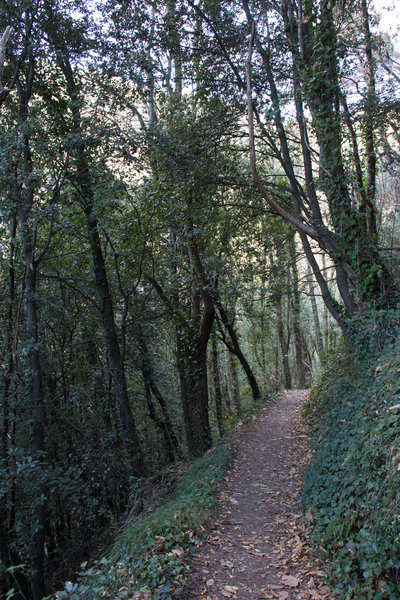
top-left (184, 390), bottom-right (331, 600)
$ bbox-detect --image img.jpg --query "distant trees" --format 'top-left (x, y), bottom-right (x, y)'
top-left (0, 0), bottom-right (398, 596)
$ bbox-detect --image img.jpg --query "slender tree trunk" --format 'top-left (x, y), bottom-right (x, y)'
top-left (21, 200), bottom-right (46, 600)
top-left (274, 345), bottom-right (280, 389)
top-left (211, 332), bottom-right (224, 437)
top-left (143, 370), bottom-right (174, 462)
top-left (307, 265), bottom-right (324, 355)
top-left (2, 216), bottom-right (17, 463)
top-left (361, 0), bottom-right (378, 237)
top-left (290, 242), bottom-right (307, 388)
top-left (149, 380), bottom-right (183, 459)
top-left (0, 215), bottom-right (31, 600)
top-left (52, 46), bottom-right (145, 476)
top-left (139, 328), bottom-right (182, 461)
top-left (276, 291), bottom-right (292, 390)
top-left (228, 351), bottom-right (241, 410)
top-left (14, 72), bottom-right (47, 600)
top-left (84, 205), bottom-right (145, 475)
top-left (215, 300), bottom-right (262, 401)
top-left (222, 348), bottom-right (233, 416)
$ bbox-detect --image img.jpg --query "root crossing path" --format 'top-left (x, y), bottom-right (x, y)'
top-left (185, 390), bottom-right (331, 600)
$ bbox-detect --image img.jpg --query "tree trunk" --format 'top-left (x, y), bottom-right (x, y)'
top-left (15, 73), bottom-right (47, 600)
top-left (84, 205), bottom-right (145, 475)
top-left (176, 329), bottom-right (212, 456)
top-left (360, 0), bottom-right (378, 237)
top-left (0, 216), bottom-right (31, 600)
top-left (215, 299), bottom-right (262, 401)
top-left (139, 328), bottom-right (183, 461)
top-left (228, 351), bottom-right (241, 410)
top-left (2, 216), bottom-right (17, 463)
top-left (150, 275), bottom-right (213, 458)
top-left (307, 265), bottom-right (324, 356)
top-left (21, 195), bottom-right (46, 600)
top-left (222, 349), bottom-right (234, 416)
top-left (290, 242), bottom-right (307, 388)
top-left (211, 332), bottom-right (224, 437)
top-left (52, 45), bottom-right (145, 476)
top-left (276, 291), bottom-right (292, 390)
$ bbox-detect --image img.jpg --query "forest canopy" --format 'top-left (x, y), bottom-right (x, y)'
top-left (0, 0), bottom-right (399, 598)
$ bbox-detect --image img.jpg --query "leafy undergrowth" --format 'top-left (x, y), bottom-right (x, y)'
top-left (49, 441), bottom-right (233, 600)
top-left (303, 316), bottom-right (400, 599)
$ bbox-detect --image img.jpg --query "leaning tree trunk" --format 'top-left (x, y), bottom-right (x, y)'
top-left (215, 297), bottom-right (262, 402)
top-left (84, 201), bottom-right (145, 475)
top-left (139, 328), bottom-right (183, 461)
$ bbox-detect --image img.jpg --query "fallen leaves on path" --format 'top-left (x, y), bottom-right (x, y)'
top-left (185, 391), bottom-right (332, 600)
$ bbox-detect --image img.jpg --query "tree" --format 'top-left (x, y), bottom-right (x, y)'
top-left (43, 5), bottom-right (146, 476)
top-left (183, 0), bottom-right (398, 326)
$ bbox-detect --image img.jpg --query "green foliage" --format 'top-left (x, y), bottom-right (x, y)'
top-left (48, 441), bottom-right (233, 600)
top-left (303, 314), bottom-right (400, 599)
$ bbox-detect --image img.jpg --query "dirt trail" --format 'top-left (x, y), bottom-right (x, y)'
top-left (185, 390), bottom-right (330, 600)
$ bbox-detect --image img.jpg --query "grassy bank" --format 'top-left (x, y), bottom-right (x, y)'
top-left (49, 441), bottom-right (233, 600)
top-left (303, 318), bottom-right (400, 599)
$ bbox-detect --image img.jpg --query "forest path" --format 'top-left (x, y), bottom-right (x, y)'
top-left (184, 390), bottom-right (330, 600)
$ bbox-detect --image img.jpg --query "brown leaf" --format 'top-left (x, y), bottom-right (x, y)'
top-left (281, 574), bottom-right (300, 588)
top-left (309, 591), bottom-right (323, 600)
top-left (305, 509), bottom-right (313, 522)
top-left (224, 585), bottom-right (239, 593)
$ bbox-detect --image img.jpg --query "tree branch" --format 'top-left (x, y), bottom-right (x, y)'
top-left (245, 24), bottom-right (319, 240)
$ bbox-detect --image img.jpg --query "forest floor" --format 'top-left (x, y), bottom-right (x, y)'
top-left (184, 390), bottom-right (332, 600)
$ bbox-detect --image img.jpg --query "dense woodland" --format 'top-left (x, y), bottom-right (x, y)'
top-left (0, 0), bottom-right (400, 598)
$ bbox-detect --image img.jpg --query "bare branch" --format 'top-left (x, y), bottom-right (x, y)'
top-left (245, 24), bottom-right (319, 241)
